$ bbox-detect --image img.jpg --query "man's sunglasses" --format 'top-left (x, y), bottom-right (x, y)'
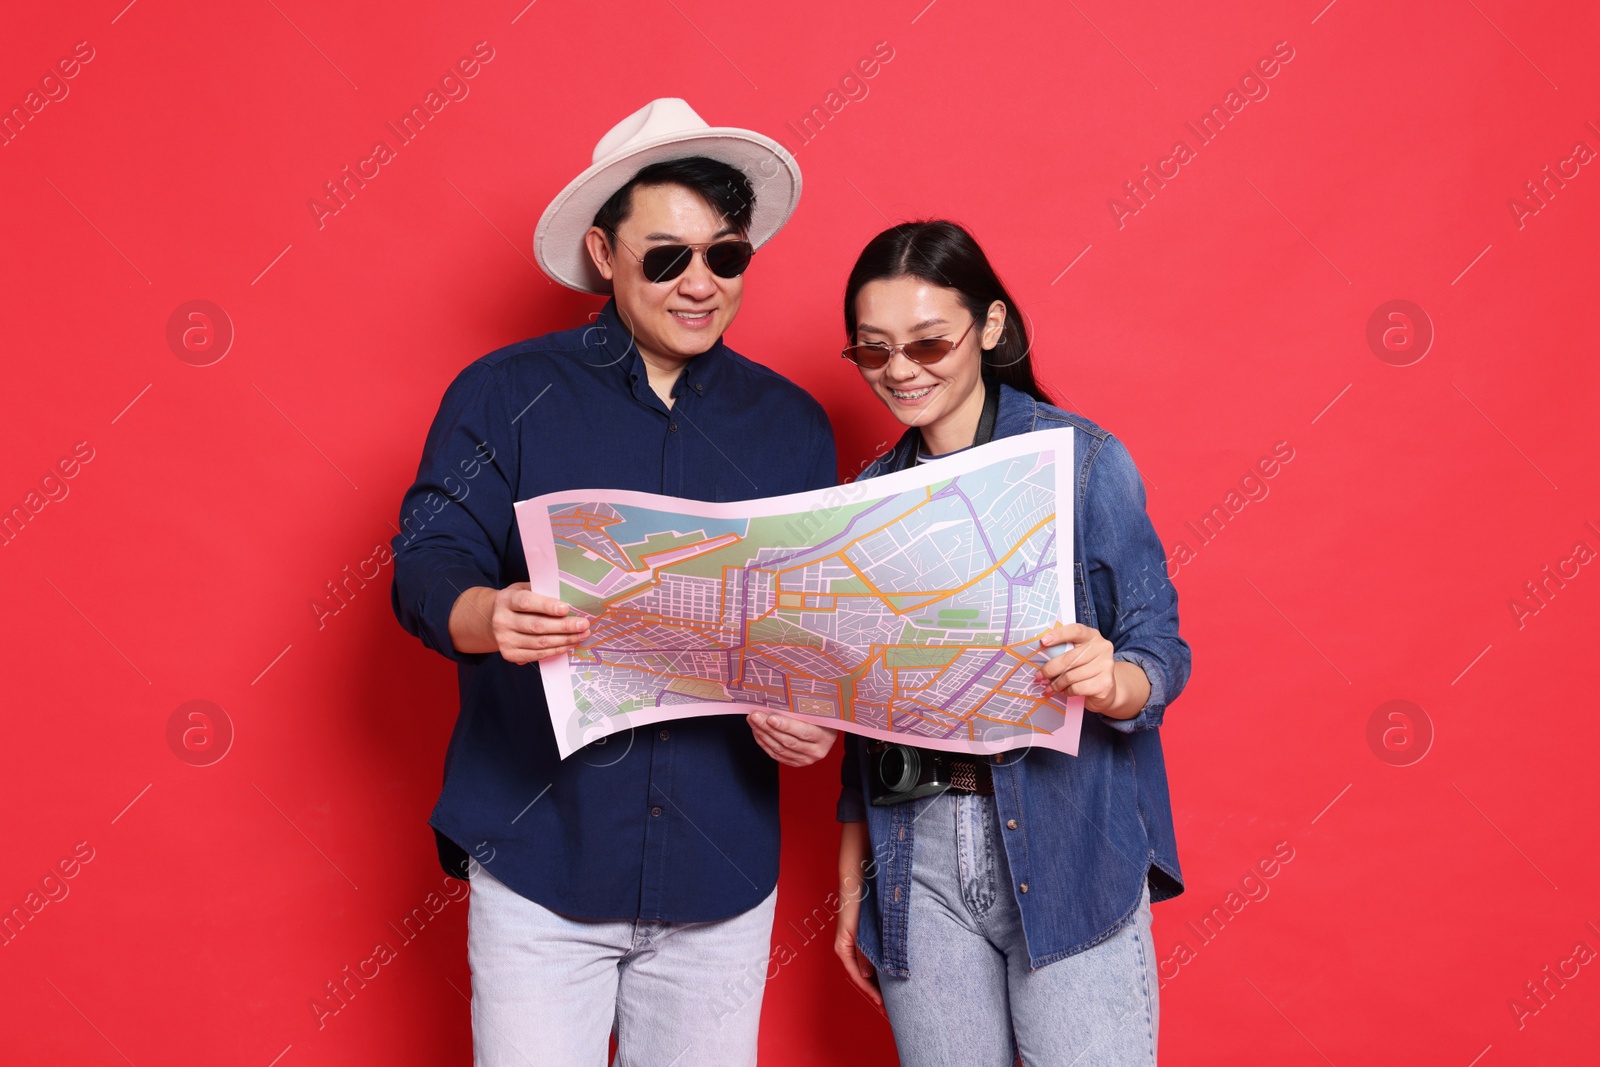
top-left (611, 234), bottom-right (755, 284)
top-left (841, 318), bottom-right (977, 370)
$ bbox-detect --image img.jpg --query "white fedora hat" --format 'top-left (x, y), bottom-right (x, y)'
top-left (533, 98), bottom-right (802, 294)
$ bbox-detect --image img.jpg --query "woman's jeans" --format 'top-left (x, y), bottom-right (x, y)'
top-left (878, 792), bottom-right (1159, 1067)
top-left (466, 863), bottom-right (776, 1067)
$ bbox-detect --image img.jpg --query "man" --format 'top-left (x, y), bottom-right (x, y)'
top-left (389, 98), bottom-right (838, 1066)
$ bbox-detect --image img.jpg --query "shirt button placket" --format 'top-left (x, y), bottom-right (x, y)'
top-left (662, 400), bottom-right (683, 496)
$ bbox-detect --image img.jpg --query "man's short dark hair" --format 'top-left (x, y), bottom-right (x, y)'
top-left (592, 156), bottom-right (755, 238)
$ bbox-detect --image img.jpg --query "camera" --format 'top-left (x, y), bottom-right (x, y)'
top-left (867, 741), bottom-right (954, 806)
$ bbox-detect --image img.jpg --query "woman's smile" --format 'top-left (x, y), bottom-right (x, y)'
top-left (887, 382), bottom-right (938, 402)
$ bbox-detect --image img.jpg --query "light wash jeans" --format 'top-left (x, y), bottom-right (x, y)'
top-left (467, 862), bottom-right (777, 1067)
top-left (878, 792), bottom-right (1159, 1067)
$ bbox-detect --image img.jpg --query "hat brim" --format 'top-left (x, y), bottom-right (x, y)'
top-left (534, 128), bottom-right (802, 294)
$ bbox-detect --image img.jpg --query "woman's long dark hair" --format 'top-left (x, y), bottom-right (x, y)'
top-left (843, 220), bottom-right (1055, 405)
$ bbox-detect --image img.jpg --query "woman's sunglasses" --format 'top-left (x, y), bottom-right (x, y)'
top-left (611, 235), bottom-right (755, 284)
top-left (840, 318), bottom-right (977, 370)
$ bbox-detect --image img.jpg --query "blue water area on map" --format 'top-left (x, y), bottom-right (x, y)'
top-left (605, 505), bottom-right (750, 549)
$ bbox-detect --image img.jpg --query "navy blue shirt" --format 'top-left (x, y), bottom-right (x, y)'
top-left (390, 298), bottom-right (836, 922)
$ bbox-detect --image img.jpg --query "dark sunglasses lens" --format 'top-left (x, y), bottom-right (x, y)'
top-left (844, 345), bottom-right (891, 368)
top-left (704, 241), bottom-right (753, 278)
top-left (903, 339), bottom-right (955, 364)
top-left (641, 245), bottom-right (693, 283)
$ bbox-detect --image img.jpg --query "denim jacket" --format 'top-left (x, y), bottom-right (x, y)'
top-left (838, 382), bottom-right (1190, 974)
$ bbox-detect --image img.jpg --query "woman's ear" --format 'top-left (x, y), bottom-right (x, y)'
top-left (584, 226), bottom-right (617, 281)
top-left (981, 299), bottom-right (1008, 350)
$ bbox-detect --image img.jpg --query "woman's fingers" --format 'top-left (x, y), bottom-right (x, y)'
top-left (1046, 662), bottom-right (1102, 692)
top-left (833, 932), bottom-right (881, 1006)
top-left (1035, 625), bottom-right (1113, 694)
top-left (1040, 622), bottom-right (1098, 648)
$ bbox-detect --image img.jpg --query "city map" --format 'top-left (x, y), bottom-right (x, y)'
top-left (515, 429), bottom-right (1083, 759)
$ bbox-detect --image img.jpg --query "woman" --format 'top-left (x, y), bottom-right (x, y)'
top-left (832, 220), bottom-right (1190, 1066)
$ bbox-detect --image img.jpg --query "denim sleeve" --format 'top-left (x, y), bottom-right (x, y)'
top-left (837, 734), bottom-right (868, 822)
top-left (1083, 434), bottom-right (1191, 732)
top-left (389, 359), bottom-right (517, 666)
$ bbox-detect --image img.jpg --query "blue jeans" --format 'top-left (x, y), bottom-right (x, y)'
top-left (466, 863), bottom-right (777, 1066)
top-left (878, 792), bottom-right (1159, 1066)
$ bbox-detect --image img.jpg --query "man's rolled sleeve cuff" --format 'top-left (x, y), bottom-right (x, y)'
top-left (419, 565), bottom-right (495, 665)
top-left (1101, 650), bottom-right (1168, 733)
top-left (837, 784), bottom-right (868, 823)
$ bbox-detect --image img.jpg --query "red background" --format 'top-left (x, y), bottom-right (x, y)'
top-left (3, 1), bottom-right (1597, 1063)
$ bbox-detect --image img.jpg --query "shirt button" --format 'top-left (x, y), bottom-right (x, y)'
top-left (659, 729), bottom-right (670, 740)
top-left (1006, 819), bottom-right (1018, 830)
top-left (694, 383), bottom-right (704, 393)
top-left (650, 806), bottom-right (663, 817)
top-left (668, 422), bottom-right (679, 432)
top-left (1019, 882), bottom-right (1030, 894)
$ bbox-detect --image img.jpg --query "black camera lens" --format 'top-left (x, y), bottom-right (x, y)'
top-left (877, 745), bottom-right (921, 794)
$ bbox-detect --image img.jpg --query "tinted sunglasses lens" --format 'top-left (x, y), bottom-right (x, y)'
top-left (903, 339), bottom-right (955, 364)
top-left (641, 245), bottom-right (693, 283)
top-left (844, 345), bottom-right (891, 368)
top-left (705, 241), bottom-right (753, 278)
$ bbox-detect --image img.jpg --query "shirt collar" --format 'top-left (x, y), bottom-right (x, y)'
top-left (596, 297), bottom-right (728, 401)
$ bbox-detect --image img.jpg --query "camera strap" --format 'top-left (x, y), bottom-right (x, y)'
top-left (895, 370), bottom-right (1000, 473)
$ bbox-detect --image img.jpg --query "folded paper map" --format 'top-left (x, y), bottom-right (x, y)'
top-left (515, 429), bottom-right (1084, 759)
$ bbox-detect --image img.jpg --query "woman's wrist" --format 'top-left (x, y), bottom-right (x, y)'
top-left (837, 821), bottom-right (871, 898)
top-left (1095, 660), bottom-right (1151, 720)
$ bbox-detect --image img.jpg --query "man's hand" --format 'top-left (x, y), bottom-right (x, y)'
top-left (747, 711), bottom-right (837, 767)
top-left (449, 583), bottom-right (589, 663)
top-left (1035, 622), bottom-right (1149, 720)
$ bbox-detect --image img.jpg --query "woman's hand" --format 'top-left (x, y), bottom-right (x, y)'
top-left (834, 821), bottom-right (883, 1008)
top-left (747, 712), bottom-right (837, 767)
top-left (1035, 622), bottom-right (1149, 720)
